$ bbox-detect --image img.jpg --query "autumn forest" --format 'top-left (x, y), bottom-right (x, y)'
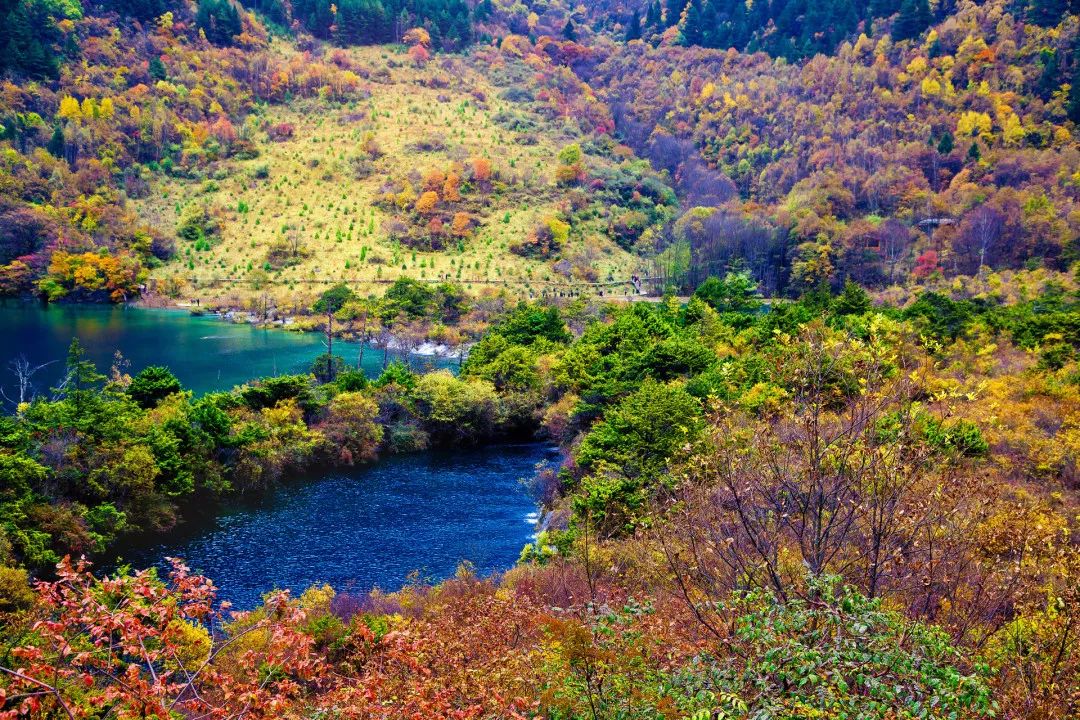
top-left (0, 0), bottom-right (1079, 717)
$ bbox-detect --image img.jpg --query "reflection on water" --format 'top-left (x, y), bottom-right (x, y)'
top-left (0, 302), bottom-right (448, 397)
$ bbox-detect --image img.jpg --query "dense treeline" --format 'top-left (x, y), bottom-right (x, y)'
top-left (0, 0), bottom-right (81, 79)
top-left (624, 0), bottom-right (937, 58)
top-left (2, 273), bottom-right (1079, 716)
top-left (0, 0), bottom-right (473, 77)
top-left (291, 0), bottom-right (472, 48)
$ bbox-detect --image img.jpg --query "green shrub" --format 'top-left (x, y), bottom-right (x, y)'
top-left (127, 366), bottom-right (182, 408)
top-left (334, 369), bottom-right (369, 392)
top-left (922, 417), bottom-right (989, 457)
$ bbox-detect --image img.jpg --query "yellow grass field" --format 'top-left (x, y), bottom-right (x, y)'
top-left (134, 44), bottom-right (644, 311)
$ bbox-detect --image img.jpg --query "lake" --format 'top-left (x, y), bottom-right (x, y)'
top-left (6, 302), bottom-right (544, 607)
top-left (0, 301), bottom-right (449, 398)
top-left (112, 444), bottom-right (556, 608)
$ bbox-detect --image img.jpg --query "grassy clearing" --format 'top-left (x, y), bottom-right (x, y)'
top-left (136, 45), bottom-right (642, 310)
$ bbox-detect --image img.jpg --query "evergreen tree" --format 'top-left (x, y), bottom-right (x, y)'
top-left (313, 283), bottom-right (356, 379)
top-left (869, 0), bottom-right (893, 18)
top-left (812, 0), bottom-right (858, 53)
top-left (104, 0), bottom-right (166, 20)
top-left (1036, 48), bottom-right (1060, 100)
top-left (625, 10), bottom-right (641, 40)
top-left (1069, 34), bottom-right (1080, 123)
top-left (562, 18), bottom-right (576, 41)
top-left (936, 131), bottom-right (954, 154)
top-left (1028, 0), bottom-right (1070, 27)
top-left (967, 141), bottom-right (981, 161)
top-left (893, 0), bottom-right (931, 41)
top-left (834, 279), bottom-right (872, 315)
top-left (645, 0), bottom-right (662, 29)
top-left (474, 0), bottom-right (492, 20)
top-left (196, 0), bottom-right (242, 45)
top-left (46, 125), bottom-right (64, 159)
top-left (127, 366), bottom-right (182, 408)
top-left (0, 0), bottom-right (76, 79)
top-left (681, 0), bottom-right (704, 46)
top-left (665, 0), bottom-right (688, 26)
top-left (148, 55), bottom-right (167, 81)
top-left (694, 272), bottom-right (762, 313)
top-left (57, 339), bottom-right (106, 421)
top-left (1069, 71), bottom-right (1080, 124)
top-left (710, 0), bottom-right (746, 49)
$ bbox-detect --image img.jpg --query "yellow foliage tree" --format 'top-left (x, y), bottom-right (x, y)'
top-left (402, 27), bottom-right (431, 47)
top-left (443, 172), bottom-right (461, 202)
top-left (451, 212), bottom-right (471, 236)
top-left (394, 181), bottom-right (417, 209)
top-left (57, 96), bottom-right (81, 121)
top-left (1001, 113), bottom-right (1025, 145)
top-left (423, 167), bottom-right (446, 191)
top-left (957, 110), bottom-right (992, 138)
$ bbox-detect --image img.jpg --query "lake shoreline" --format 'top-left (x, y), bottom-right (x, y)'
top-left (134, 295), bottom-right (468, 359)
top-left (0, 303), bottom-right (459, 402)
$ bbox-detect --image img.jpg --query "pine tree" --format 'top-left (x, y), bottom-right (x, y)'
top-left (196, 0), bottom-right (242, 45)
top-left (57, 339), bottom-right (107, 421)
top-left (936, 131), bottom-right (954, 154)
top-left (149, 55), bottom-right (167, 81)
top-left (681, 0), bottom-right (704, 45)
top-left (699, 0), bottom-right (722, 47)
top-left (869, 0), bottom-right (895, 19)
top-left (2, 0), bottom-right (61, 78)
top-left (1068, 72), bottom-right (1080, 124)
top-left (562, 18), bottom-right (576, 41)
top-left (1028, 0), bottom-right (1070, 27)
top-left (713, 0), bottom-right (747, 49)
top-left (646, 0), bottom-right (662, 29)
top-left (893, 0), bottom-right (931, 41)
top-left (967, 141), bottom-right (981, 161)
top-left (46, 125), bottom-right (64, 158)
top-left (625, 10), bottom-right (642, 40)
top-left (1069, 34), bottom-right (1080, 124)
top-left (834, 279), bottom-right (872, 315)
top-left (665, 0), bottom-right (688, 26)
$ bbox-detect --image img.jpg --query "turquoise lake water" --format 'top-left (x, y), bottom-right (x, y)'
top-left (0, 302), bottom-right (447, 397)
top-left (5, 302), bottom-right (545, 606)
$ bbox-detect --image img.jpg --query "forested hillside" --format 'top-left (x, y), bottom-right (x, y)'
top-left (578, 0), bottom-right (1080, 295)
top-left (2, 0), bottom-right (1080, 307)
top-left (1, 2), bottom-right (1080, 716)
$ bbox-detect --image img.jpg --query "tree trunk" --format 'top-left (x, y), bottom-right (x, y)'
top-left (326, 312), bottom-right (334, 380)
top-left (357, 318), bottom-right (366, 369)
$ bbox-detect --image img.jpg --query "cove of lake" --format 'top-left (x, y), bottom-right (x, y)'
top-left (3, 302), bottom-right (550, 607)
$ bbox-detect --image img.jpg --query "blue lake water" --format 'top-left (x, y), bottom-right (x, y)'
top-left (5, 302), bottom-right (545, 606)
top-left (112, 444), bottom-right (556, 608)
top-left (0, 301), bottom-right (448, 398)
